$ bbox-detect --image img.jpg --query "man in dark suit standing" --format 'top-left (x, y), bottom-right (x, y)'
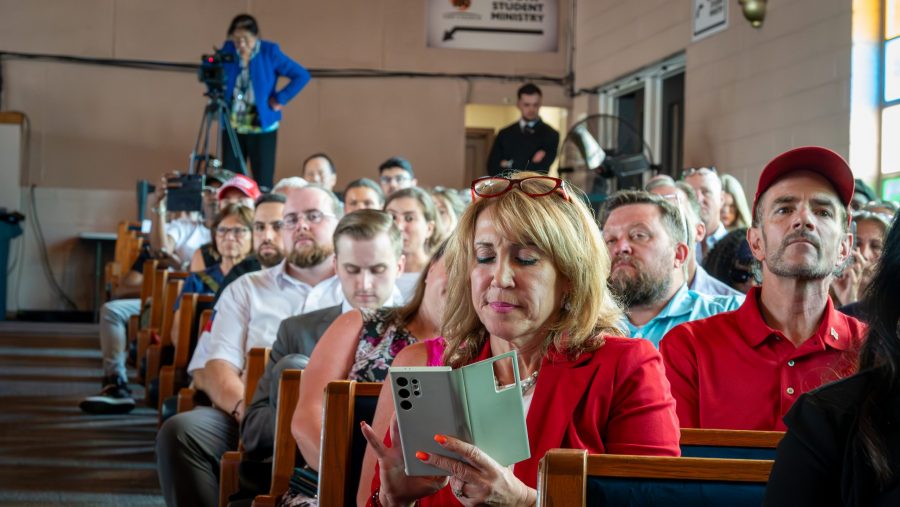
top-left (487, 83), bottom-right (560, 175)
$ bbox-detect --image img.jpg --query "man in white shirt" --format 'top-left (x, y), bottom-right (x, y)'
top-left (155, 185), bottom-right (343, 507)
top-left (683, 167), bottom-right (728, 262)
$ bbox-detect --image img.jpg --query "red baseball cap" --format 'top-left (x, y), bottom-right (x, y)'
top-left (753, 146), bottom-right (855, 213)
top-left (217, 174), bottom-right (261, 201)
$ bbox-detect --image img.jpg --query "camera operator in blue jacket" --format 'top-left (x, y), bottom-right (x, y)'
top-left (220, 13), bottom-right (310, 191)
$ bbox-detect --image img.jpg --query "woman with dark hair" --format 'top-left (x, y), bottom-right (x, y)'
top-left (220, 13), bottom-right (311, 191)
top-left (702, 228), bottom-right (757, 294)
top-left (764, 212), bottom-right (900, 506)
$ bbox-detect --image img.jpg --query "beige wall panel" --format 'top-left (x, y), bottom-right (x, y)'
top-left (255, 0), bottom-right (386, 69)
top-left (114, 0), bottom-right (249, 61)
top-left (0, 0), bottom-right (115, 56)
top-left (6, 60), bottom-right (201, 188)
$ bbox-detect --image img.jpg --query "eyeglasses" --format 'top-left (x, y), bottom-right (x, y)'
top-left (216, 226), bottom-right (250, 237)
top-left (283, 210), bottom-right (336, 230)
top-left (252, 221), bottom-right (284, 233)
top-left (380, 174), bottom-right (411, 185)
top-left (682, 166), bottom-right (717, 178)
top-left (470, 176), bottom-right (571, 202)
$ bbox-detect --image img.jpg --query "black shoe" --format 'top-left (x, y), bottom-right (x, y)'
top-left (80, 376), bottom-right (136, 415)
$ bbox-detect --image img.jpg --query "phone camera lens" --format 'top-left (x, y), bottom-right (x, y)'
top-left (400, 400), bottom-right (412, 410)
top-left (396, 377), bottom-right (408, 387)
top-left (399, 388), bottom-right (410, 399)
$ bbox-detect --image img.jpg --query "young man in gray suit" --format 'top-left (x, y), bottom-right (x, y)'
top-left (240, 209), bottom-right (406, 462)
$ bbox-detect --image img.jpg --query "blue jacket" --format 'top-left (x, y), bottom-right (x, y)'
top-left (221, 39), bottom-right (310, 130)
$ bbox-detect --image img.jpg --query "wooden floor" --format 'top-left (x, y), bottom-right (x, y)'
top-left (0, 321), bottom-right (165, 506)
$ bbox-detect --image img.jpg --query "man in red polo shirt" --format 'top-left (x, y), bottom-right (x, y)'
top-left (660, 146), bottom-right (866, 430)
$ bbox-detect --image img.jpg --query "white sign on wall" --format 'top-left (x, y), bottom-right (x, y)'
top-left (427, 0), bottom-right (558, 52)
top-left (692, 0), bottom-right (728, 41)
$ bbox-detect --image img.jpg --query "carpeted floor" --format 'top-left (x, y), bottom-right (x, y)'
top-left (0, 322), bottom-right (165, 506)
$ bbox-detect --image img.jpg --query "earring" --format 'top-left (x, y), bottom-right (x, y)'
top-left (562, 293), bottom-right (572, 312)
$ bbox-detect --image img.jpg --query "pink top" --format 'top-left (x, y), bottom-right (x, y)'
top-left (423, 336), bottom-right (446, 367)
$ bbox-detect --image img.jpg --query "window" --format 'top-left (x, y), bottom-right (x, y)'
top-left (882, 1), bottom-right (900, 178)
top-left (595, 54), bottom-right (686, 177)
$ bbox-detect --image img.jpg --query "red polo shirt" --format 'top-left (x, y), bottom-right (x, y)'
top-left (660, 287), bottom-right (865, 430)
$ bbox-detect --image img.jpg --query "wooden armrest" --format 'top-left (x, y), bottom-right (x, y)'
top-left (219, 450), bottom-right (244, 507)
top-left (145, 344), bottom-right (162, 397)
top-left (177, 388), bottom-right (196, 413)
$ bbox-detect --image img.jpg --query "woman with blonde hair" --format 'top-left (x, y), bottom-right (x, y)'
top-left (361, 172), bottom-right (680, 506)
top-left (720, 173), bottom-right (752, 230)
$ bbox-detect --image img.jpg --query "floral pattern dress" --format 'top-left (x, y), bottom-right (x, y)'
top-left (348, 308), bottom-right (416, 382)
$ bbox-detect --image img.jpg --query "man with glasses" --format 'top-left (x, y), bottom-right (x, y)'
top-left (486, 83), bottom-right (560, 175)
top-left (378, 156), bottom-right (417, 197)
top-left (646, 175), bottom-right (743, 298)
top-left (599, 190), bottom-right (739, 348)
top-left (683, 166), bottom-right (728, 262)
top-left (661, 146), bottom-right (866, 430)
top-left (156, 185), bottom-right (344, 507)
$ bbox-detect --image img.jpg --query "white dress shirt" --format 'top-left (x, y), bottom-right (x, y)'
top-left (188, 260), bottom-right (343, 373)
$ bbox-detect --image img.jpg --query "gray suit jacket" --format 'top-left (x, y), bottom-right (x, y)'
top-left (240, 303), bottom-right (343, 459)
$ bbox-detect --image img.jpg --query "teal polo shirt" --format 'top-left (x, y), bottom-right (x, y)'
top-left (621, 284), bottom-right (743, 348)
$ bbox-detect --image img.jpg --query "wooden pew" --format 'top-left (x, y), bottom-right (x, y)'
top-left (216, 347), bottom-right (273, 507)
top-left (175, 308), bottom-right (214, 414)
top-left (538, 449), bottom-right (773, 506)
top-left (221, 369), bottom-right (304, 507)
top-left (318, 381), bottom-right (383, 507)
top-left (679, 428), bottom-right (784, 459)
top-left (126, 259), bottom-right (158, 366)
top-left (144, 277), bottom-right (185, 400)
top-left (158, 294), bottom-right (215, 424)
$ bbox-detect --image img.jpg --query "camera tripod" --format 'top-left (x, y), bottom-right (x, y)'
top-left (189, 90), bottom-right (248, 176)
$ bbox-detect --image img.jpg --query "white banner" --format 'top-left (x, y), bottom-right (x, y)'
top-left (692, 0), bottom-right (728, 41)
top-left (427, 0), bottom-right (558, 52)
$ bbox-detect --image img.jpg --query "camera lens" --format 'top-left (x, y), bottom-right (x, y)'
top-left (398, 389), bottom-right (410, 399)
top-left (396, 377), bottom-right (408, 387)
top-left (400, 400), bottom-right (412, 410)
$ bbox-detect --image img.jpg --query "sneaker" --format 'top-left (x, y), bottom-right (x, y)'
top-left (80, 376), bottom-right (136, 415)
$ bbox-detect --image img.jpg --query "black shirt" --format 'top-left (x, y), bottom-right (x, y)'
top-left (764, 368), bottom-right (900, 507)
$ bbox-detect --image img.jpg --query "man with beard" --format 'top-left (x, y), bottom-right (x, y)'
top-left (600, 190), bottom-right (739, 348)
top-left (661, 146), bottom-right (867, 430)
top-left (156, 185), bottom-right (344, 507)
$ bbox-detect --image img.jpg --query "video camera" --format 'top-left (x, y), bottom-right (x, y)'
top-left (198, 48), bottom-right (235, 94)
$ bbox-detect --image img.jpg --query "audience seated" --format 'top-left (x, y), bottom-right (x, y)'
top-left (343, 178), bottom-right (385, 213)
top-left (384, 187), bottom-right (445, 299)
top-left (429, 186), bottom-right (465, 233)
top-left (833, 207), bottom-right (892, 315)
top-left (682, 166), bottom-right (728, 263)
top-left (378, 156), bottom-right (416, 197)
top-left (179, 204), bottom-right (254, 299)
top-left (241, 210), bottom-right (407, 461)
top-left (600, 190), bottom-right (740, 347)
top-left (360, 173), bottom-right (679, 507)
top-left (301, 153), bottom-right (336, 192)
top-left (661, 146), bottom-right (867, 430)
top-left (282, 243), bottom-right (447, 506)
top-left (155, 185), bottom-right (344, 507)
top-left (645, 175), bottom-right (744, 297)
top-left (703, 228), bottom-right (758, 294)
top-left (764, 211), bottom-right (900, 507)
top-left (720, 173), bottom-right (752, 230)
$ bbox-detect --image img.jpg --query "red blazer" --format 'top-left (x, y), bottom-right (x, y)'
top-left (369, 336), bottom-right (681, 505)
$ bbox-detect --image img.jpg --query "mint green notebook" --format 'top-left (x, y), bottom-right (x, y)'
top-left (388, 350), bottom-right (531, 476)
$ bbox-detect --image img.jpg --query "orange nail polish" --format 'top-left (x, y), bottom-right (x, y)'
top-left (416, 451), bottom-right (429, 461)
top-left (434, 434), bottom-right (448, 445)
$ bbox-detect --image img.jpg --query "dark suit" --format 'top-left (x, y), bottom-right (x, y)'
top-left (240, 304), bottom-right (343, 458)
top-left (486, 118), bottom-right (560, 175)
